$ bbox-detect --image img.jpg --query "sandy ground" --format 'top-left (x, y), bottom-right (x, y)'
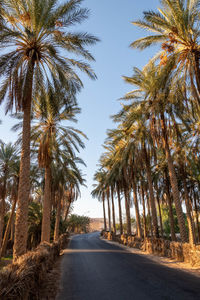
top-left (102, 238), bottom-right (200, 278)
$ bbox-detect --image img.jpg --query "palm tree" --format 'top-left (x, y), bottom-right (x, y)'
top-left (52, 157), bottom-right (85, 242)
top-left (104, 133), bottom-right (142, 237)
top-left (109, 186), bottom-right (116, 234)
top-left (154, 156), bottom-right (177, 241)
top-left (107, 120), bottom-right (159, 238)
top-left (106, 186), bottom-right (112, 233)
top-left (131, 0), bottom-right (200, 99)
top-left (31, 95), bottom-right (86, 243)
top-left (0, 0), bottom-right (98, 259)
top-left (92, 170), bottom-right (108, 232)
top-left (63, 184), bottom-right (80, 222)
top-left (100, 150), bottom-right (123, 235)
top-left (122, 63), bottom-right (188, 241)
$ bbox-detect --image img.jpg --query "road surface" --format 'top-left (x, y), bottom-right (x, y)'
top-left (57, 232), bottom-right (200, 300)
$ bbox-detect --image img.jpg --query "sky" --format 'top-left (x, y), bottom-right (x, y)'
top-left (0, 0), bottom-right (160, 219)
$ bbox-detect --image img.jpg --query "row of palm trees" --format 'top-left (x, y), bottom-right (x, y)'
top-left (0, 100), bottom-right (85, 257)
top-left (92, 0), bottom-right (200, 245)
top-left (67, 214), bottom-right (90, 233)
top-left (0, 0), bottom-right (98, 260)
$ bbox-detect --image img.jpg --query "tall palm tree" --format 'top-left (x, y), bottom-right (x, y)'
top-left (52, 157), bottom-right (85, 242)
top-left (100, 150), bottom-right (124, 235)
top-left (31, 96), bottom-right (86, 243)
top-left (0, 0), bottom-right (98, 259)
top-left (131, 0), bottom-right (200, 99)
top-left (108, 120), bottom-right (159, 238)
top-left (92, 170), bottom-right (108, 232)
top-left (104, 133), bottom-right (142, 237)
top-left (122, 63), bottom-right (188, 241)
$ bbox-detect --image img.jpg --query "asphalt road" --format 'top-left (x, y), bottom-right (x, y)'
top-left (57, 232), bottom-right (200, 300)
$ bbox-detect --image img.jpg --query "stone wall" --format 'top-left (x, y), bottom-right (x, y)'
top-left (0, 233), bottom-right (69, 300)
top-left (102, 231), bottom-right (200, 268)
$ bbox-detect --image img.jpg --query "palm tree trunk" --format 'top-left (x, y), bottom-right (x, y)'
top-left (10, 217), bottom-right (15, 242)
top-left (143, 145), bottom-right (159, 238)
top-left (123, 168), bottom-right (131, 235)
top-left (194, 192), bottom-right (200, 242)
top-left (111, 187), bottom-right (116, 234)
top-left (194, 52), bottom-right (200, 95)
top-left (126, 188), bottom-right (132, 235)
top-left (154, 183), bottom-right (163, 238)
top-left (165, 173), bottom-right (176, 241)
top-left (64, 198), bottom-right (72, 222)
top-left (157, 196), bottom-right (164, 238)
top-left (181, 167), bottom-right (196, 244)
top-left (0, 180), bottom-right (6, 249)
top-left (145, 188), bottom-right (153, 237)
top-left (13, 100), bottom-right (32, 260)
top-left (64, 203), bottom-right (70, 221)
top-left (131, 168), bottom-right (142, 238)
top-left (41, 166), bottom-right (52, 242)
top-left (102, 192), bottom-right (107, 231)
top-left (54, 195), bottom-right (61, 242)
top-left (124, 186), bottom-right (131, 235)
top-left (141, 184), bottom-right (147, 238)
top-left (13, 63), bottom-right (34, 260)
top-left (0, 195), bottom-right (17, 258)
top-left (160, 112), bottom-right (188, 242)
top-left (106, 188), bottom-right (111, 232)
top-left (116, 183), bottom-right (123, 235)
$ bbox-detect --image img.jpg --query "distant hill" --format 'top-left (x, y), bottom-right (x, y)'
top-left (89, 218), bottom-right (104, 232)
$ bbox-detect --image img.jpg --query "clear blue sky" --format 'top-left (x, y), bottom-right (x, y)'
top-left (0, 0), bottom-right (160, 218)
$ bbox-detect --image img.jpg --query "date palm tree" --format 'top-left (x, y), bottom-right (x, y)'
top-left (31, 95), bottom-right (86, 242)
top-left (92, 170), bottom-right (108, 232)
top-left (131, 0), bottom-right (200, 101)
top-left (108, 115), bottom-right (159, 238)
top-left (0, 0), bottom-right (98, 259)
top-left (122, 63), bottom-right (188, 242)
top-left (53, 159), bottom-right (85, 241)
top-left (102, 136), bottom-right (142, 237)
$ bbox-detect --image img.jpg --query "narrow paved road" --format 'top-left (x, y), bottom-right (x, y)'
top-left (57, 232), bottom-right (200, 300)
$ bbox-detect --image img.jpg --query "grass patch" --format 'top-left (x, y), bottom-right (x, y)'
top-left (2, 255), bottom-right (13, 260)
top-left (0, 255), bottom-right (12, 269)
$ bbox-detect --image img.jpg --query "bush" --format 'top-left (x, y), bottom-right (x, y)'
top-left (0, 233), bottom-right (69, 299)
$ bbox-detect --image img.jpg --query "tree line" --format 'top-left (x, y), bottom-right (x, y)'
top-left (92, 0), bottom-right (200, 245)
top-left (0, 0), bottom-right (98, 260)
